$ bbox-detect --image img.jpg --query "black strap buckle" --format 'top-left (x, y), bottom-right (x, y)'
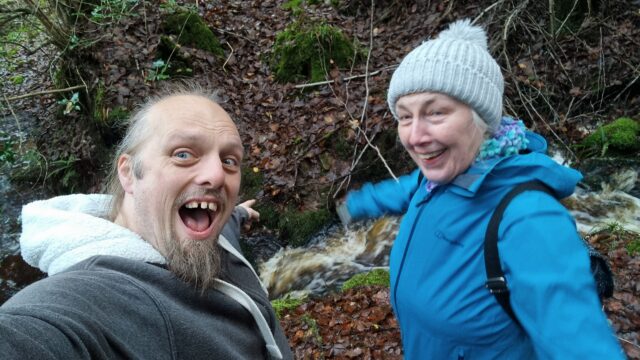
top-left (485, 277), bottom-right (508, 294)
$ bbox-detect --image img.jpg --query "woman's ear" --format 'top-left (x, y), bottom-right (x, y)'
top-left (117, 154), bottom-right (135, 194)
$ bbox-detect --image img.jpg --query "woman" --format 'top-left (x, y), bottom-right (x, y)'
top-left (338, 19), bottom-right (623, 359)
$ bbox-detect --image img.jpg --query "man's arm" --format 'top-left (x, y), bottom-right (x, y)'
top-left (0, 270), bottom-right (172, 359)
top-left (221, 199), bottom-right (260, 252)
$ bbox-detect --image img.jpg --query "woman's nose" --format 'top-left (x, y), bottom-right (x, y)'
top-left (408, 119), bottom-right (431, 146)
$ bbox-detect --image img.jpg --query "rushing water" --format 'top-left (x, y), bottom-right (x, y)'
top-left (258, 159), bottom-right (640, 300)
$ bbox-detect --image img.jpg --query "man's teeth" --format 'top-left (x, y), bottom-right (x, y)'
top-left (185, 201), bottom-right (218, 211)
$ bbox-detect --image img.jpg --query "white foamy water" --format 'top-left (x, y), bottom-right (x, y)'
top-left (259, 154), bottom-right (640, 299)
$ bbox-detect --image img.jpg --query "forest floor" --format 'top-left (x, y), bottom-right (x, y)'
top-left (1, 0), bottom-right (639, 358)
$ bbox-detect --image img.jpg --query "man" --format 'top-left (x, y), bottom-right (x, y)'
top-left (0, 87), bottom-right (293, 359)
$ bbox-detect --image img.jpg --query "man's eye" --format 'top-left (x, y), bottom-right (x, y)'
top-left (174, 151), bottom-right (192, 160)
top-left (223, 158), bottom-right (238, 167)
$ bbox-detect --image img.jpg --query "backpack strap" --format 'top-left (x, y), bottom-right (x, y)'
top-left (484, 180), bottom-right (555, 326)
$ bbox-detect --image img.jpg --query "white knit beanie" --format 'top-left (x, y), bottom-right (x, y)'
top-left (387, 19), bottom-right (504, 133)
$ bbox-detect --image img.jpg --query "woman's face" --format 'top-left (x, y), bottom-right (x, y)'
top-left (396, 92), bottom-right (486, 184)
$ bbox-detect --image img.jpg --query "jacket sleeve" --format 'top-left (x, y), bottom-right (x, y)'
top-left (221, 206), bottom-right (249, 252)
top-left (0, 272), bottom-right (172, 359)
top-left (499, 191), bottom-right (624, 359)
top-left (345, 169), bottom-right (422, 221)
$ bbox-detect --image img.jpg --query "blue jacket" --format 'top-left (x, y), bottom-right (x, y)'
top-left (345, 132), bottom-right (623, 359)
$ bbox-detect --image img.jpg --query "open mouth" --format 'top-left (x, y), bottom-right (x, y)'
top-left (419, 149), bottom-right (446, 161)
top-left (178, 200), bottom-right (218, 235)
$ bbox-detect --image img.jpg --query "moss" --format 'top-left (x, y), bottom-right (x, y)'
top-left (270, 19), bottom-right (362, 83)
top-left (92, 81), bottom-right (106, 124)
top-left (579, 117), bottom-right (640, 157)
top-left (163, 10), bottom-right (224, 57)
top-left (7, 147), bottom-right (45, 184)
top-left (341, 268), bottom-right (390, 291)
top-left (108, 106), bottom-right (129, 125)
top-left (278, 207), bottom-right (332, 247)
top-left (271, 296), bottom-right (304, 318)
top-left (282, 0), bottom-right (321, 15)
top-left (255, 201), bottom-right (280, 230)
top-left (627, 237), bottom-right (640, 257)
top-left (92, 81), bottom-right (128, 129)
top-left (240, 166), bottom-right (264, 200)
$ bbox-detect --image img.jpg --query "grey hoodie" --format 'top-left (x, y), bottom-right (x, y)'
top-left (0, 194), bottom-right (293, 359)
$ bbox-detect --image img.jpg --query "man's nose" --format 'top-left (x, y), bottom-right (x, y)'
top-left (195, 156), bottom-right (225, 188)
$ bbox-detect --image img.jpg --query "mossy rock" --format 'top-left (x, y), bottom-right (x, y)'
top-left (278, 207), bottom-right (332, 247)
top-left (163, 10), bottom-right (224, 57)
top-left (270, 19), bottom-right (363, 83)
top-left (341, 268), bottom-right (390, 291)
top-left (579, 117), bottom-right (640, 157)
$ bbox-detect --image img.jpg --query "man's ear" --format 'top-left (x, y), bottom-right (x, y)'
top-left (117, 154), bottom-right (135, 194)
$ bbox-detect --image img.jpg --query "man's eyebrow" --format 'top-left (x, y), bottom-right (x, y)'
top-left (166, 132), bottom-right (203, 142)
top-left (166, 132), bottom-right (244, 152)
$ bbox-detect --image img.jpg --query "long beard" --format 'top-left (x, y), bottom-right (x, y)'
top-left (163, 232), bottom-right (221, 291)
top-left (133, 188), bottom-right (223, 291)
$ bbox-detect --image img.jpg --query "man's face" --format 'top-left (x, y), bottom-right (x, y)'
top-left (120, 95), bottom-right (243, 288)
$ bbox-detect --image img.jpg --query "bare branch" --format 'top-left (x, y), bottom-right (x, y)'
top-left (5, 85), bottom-right (87, 102)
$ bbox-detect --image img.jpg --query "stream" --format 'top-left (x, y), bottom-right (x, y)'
top-left (258, 155), bottom-right (640, 300)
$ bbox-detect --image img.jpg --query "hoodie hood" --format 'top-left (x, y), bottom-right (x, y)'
top-left (20, 194), bottom-right (166, 275)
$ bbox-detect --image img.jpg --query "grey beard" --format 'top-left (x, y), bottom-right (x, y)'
top-left (164, 236), bottom-right (221, 291)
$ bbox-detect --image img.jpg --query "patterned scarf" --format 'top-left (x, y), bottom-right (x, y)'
top-left (425, 117), bottom-right (529, 193)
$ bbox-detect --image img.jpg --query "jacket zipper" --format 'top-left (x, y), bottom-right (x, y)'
top-left (392, 202), bottom-right (427, 323)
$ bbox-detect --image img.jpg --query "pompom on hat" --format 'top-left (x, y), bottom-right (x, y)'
top-left (387, 19), bottom-right (504, 133)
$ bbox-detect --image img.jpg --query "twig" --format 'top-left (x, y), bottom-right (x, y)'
top-left (617, 337), bottom-right (640, 351)
top-left (472, 0), bottom-right (505, 25)
top-left (612, 61), bottom-right (640, 103)
top-left (1, 93), bottom-right (24, 147)
top-left (597, 27), bottom-right (605, 110)
top-left (554, 0), bottom-right (580, 37)
top-left (500, 0), bottom-right (576, 162)
top-left (212, 27), bottom-right (252, 42)
top-left (5, 85), bottom-right (86, 102)
top-left (294, 67), bottom-right (393, 89)
top-left (356, 0), bottom-right (397, 182)
top-left (222, 41), bottom-right (234, 72)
